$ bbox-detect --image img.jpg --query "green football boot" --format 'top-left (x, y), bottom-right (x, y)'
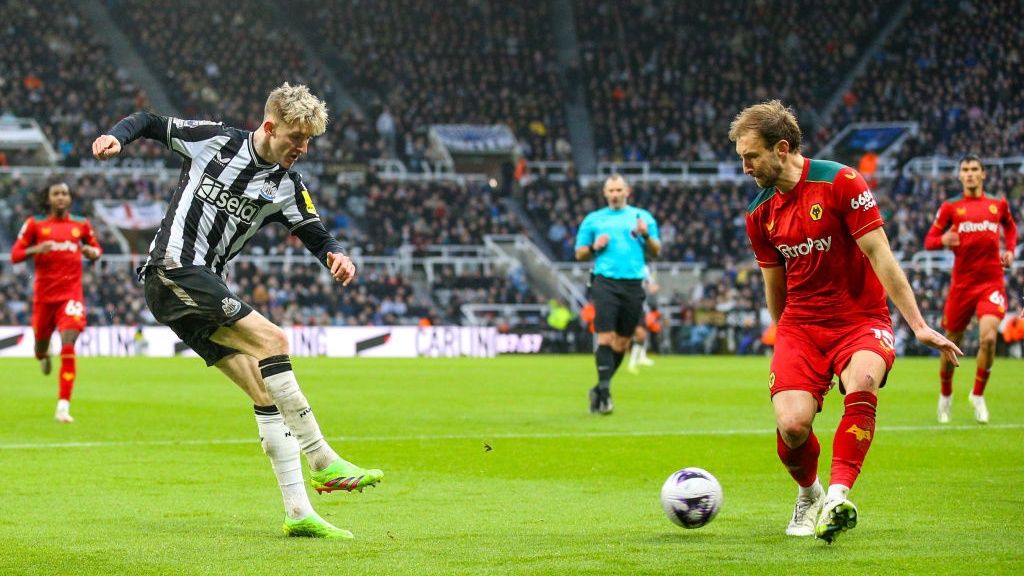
top-left (282, 513), bottom-right (354, 539)
top-left (310, 458), bottom-right (384, 494)
top-left (814, 497), bottom-right (858, 544)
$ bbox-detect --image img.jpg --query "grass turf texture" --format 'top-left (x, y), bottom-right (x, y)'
top-left (1, 355), bottom-right (1022, 575)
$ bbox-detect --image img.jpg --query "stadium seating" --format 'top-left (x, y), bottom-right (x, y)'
top-left (341, 179), bottom-right (526, 255)
top-left (291, 0), bottom-right (569, 162)
top-left (107, 0), bottom-right (384, 166)
top-left (0, 0), bottom-right (162, 164)
top-left (574, 0), bottom-right (897, 162)
top-left (828, 0), bottom-right (1024, 157)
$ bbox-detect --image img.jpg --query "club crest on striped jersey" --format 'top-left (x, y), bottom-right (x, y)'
top-left (221, 297), bottom-right (242, 317)
top-left (259, 179), bottom-right (279, 200)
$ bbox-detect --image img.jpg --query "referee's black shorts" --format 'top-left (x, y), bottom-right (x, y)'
top-left (142, 265), bottom-right (254, 366)
top-left (590, 275), bottom-right (645, 337)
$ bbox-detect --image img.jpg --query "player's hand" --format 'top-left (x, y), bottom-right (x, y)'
top-left (326, 252), bottom-right (357, 286)
top-left (35, 240), bottom-right (57, 254)
top-left (914, 326), bottom-right (962, 367)
top-left (1001, 250), bottom-right (1013, 268)
top-left (940, 231), bottom-right (960, 247)
top-left (593, 234), bottom-right (610, 251)
top-left (82, 245), bottom-right (101, 260)
top-left (91, 135), bottom-right (122, 160)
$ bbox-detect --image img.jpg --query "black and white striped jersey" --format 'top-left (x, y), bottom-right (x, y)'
top-left (108, 112), bottom-right (343, 276)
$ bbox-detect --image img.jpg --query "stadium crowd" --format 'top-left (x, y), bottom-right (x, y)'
top-left (0, 0), bottom-right (162, 165)
top-left (107, 0), bottom-right (385, 167)
top-left (3, 0), bottom-right (1023, 357)
top-left (3, 165), bottom-right (1023, 357)
top-left (292, 0), bottom-right (569, 163)
top-left (829, 0), bottom-right (1024, 158)
top-left (575, 0), bottom-right (897, 163)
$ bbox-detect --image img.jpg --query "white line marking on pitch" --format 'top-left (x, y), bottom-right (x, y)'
top-left (0, 422), bottom-right (1020, 451)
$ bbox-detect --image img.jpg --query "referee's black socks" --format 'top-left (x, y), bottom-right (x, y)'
top-left (596, 345), bottom-right (621, 390)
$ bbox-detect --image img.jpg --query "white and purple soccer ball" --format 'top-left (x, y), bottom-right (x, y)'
top-left (660, 467), bottom-right (723, 529)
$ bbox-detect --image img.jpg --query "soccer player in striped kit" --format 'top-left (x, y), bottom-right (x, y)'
top-left (11, 180), bottom-right (102, 423)
top-left (731, 100), bottom-right (961, 543)
top-left (924, 155), bottom-right (1017, 424)
top-left (92, 83), bottom-right (381, 539)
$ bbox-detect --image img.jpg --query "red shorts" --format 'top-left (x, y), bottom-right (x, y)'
top-left (769, 318), bottom-right (896, 410)
top-left (32, 299), bottom-right (88, 344)
top-left (943, 283), bottom-right (1007, 333)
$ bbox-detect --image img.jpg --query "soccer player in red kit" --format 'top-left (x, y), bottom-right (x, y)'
top-left (925, 155), bottom-right (1016, 424)
top-left (730, 100), bottom-right (961, 543)
top-left (11, 181), bottom-right (102, 422)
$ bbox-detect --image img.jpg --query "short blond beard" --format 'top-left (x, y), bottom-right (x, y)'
top-left (264, 82), bottom-right (328, 136)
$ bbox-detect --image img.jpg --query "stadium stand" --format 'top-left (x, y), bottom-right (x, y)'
top-left (342, 180), bottom-right (526, 255)
top-left (524, 177), bottom-right (753, 267)
top-left (291, 0), bottom-right (569, 162)
top-left (3, 0), bottom-right (1023, 356)
top-left (107, 0), bottom-right (384, 166)
top-left (574, 0), bottom-right (898, 162)
top-left (828, 0), bottom-right (1024, 157)
top-left (0, 0), bottom-right (162, 165)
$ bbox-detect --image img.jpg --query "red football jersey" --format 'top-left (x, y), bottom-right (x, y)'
top-left (11, 214), bottom-right (101, 303)
top-left (924, 193), bottom-right (1017, 287)
top-left (746, 158), bottom-right (888, 325)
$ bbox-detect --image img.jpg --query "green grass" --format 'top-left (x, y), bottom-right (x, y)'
top-left (1, 355), bottom-right (1022, 575)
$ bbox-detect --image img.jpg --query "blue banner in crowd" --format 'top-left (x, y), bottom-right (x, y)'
top-left (431, 124), bottom-right (518, 154)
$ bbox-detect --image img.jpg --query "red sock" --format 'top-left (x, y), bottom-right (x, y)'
top-left (972, 367), bottom-right (990, 396)
top-left (777, 429), bottom-right (820, 487)
top-left (59, 343), bottom-right (76, 401)
top-left (831, 391), bottom-right (877, 489)
top-left (940, 367), bottom-right (954, 397)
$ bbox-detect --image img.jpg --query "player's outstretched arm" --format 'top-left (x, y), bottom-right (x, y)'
top-left (292, 219), bottom-right (356, 286)
top-left (91, 135), bottom-right (121, 159)
top-left (857, 228), bottom-right (962, 365)
top-left (326, 252), bottom-right (357, 286)
top-left (93, 112), bottom-right (175, 160)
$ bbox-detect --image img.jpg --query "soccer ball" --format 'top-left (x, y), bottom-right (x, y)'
top-left (660, 467), bottom-right (723, 529)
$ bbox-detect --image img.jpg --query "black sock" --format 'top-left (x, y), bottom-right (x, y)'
top-left (596, 345), bottom-right (615, 389)
top-left (612, 351), bottom-right (625, 376)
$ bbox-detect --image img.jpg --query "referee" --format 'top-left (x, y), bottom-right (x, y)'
top-left (575, 174), bottom-right (661, 414)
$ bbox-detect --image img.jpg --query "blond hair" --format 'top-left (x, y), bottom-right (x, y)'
top-left (264, 82), bottom-right (328, 136)
top-left (728, 99), bottom-right (802, 151)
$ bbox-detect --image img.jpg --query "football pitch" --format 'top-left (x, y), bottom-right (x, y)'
top-left (1, 355), bottom-right (1022, 575)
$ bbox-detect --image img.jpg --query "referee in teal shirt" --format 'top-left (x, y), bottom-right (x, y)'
top-left (575, 174), bottom-right (661, 414)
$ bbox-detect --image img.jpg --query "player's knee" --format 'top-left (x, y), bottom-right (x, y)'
top-left (777, 418), bottom-right (812, 445)
top-left (262, 328), bottom-right (289, 356)
top-left (979, 332), bottom-right (998, 351)
top-left (844, 371), bottom-right (878, 393)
